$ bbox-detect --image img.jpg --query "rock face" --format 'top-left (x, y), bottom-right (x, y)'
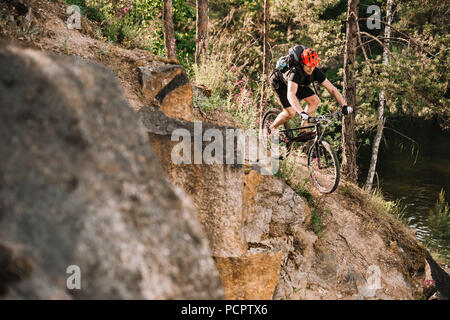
top-left (243, 167), bottom-right (426, 300)
top-left (243, 170), bottom-right (307, 243)
top-left (0, 45), bottom-right (224, 299)
top-left (138, 106), bottom-right (288, 299)
top-left (138, 65), bottom-right (193, 121)
top-left (214, 252), bottom-right (283, 299)
top-left (139, 106), bottom-right (247, 257)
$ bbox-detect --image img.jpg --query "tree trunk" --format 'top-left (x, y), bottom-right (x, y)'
top-left (195, 0), bottom-right (208, 66)
top-left (342, 0), bottom-right (359, 182)
top-left (259, 0), bottom-right (270, 126)
top-left (364, 0), bottom-right (393, 191)
top-left (163, 0), bottom-right (176, 60)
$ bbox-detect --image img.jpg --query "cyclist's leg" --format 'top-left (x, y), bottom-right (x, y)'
top-left (297, 86), bottom-right (320, 127)
top-left (270, 81), bottom-right (296, 130)
top-left (270, 107), bottom-right (295, 130)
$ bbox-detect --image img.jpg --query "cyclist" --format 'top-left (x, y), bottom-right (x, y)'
top-left (268, 45), bottom-right (352, 134)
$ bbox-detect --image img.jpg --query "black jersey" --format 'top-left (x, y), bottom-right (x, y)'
top-left (281, 67), bottom-right (326, 86)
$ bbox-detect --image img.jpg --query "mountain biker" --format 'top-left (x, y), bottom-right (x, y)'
top-left (268, 45), bottom-right (352, 134)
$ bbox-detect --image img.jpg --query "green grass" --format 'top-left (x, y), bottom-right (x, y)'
top-left (296, 182), bottom-right (314, 207)
top-left (310, 209), bottom-right (324, 236)
top-left (366, 188), bottom-right (410, 227)
top-left (342, 186), bottom-right (352, 197)
top-left (195, 95), bottom-right (219, 113)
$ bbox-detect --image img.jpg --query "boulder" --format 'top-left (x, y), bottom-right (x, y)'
top-left (241, 167), bottom-right (426, 300)
top-left (243, 169), bottom-right (307, 242)
top-left (138, 65), bottom-right (193, 121)
top-left (0, 45), bottom-right (224, 299)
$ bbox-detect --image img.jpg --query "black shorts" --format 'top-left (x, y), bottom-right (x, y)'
top-left (270, 72), bottom-right (315, 109)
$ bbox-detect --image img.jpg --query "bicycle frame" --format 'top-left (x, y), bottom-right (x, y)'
top-left (277, 115), bottom-right (338, 169)
top-left (277, 111), bottom-right (341, 144)
top-left (277, 123), bottom-right (319, 143)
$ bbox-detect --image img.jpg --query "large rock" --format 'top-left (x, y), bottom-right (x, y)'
top-left (138, 65), bottom-right (193, 121)
top-left (138, 106), bottom-right (246, 257)
top-left (0, 45), bottom-right (224, 299)
top-left (243, 169), bottom-right (307, 243)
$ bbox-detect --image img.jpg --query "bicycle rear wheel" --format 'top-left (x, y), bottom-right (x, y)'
top-left (261, 109), bottom-right (293, 157)
top-left (307, 141), bottom-right (340, 193)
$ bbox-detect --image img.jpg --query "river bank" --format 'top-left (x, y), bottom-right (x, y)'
top-left (358, 117), bottom-right (450, 262)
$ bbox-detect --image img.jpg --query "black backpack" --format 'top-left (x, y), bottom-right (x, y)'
top-left (271, 45), bottom-right (319, 96)
top-left (274, 45), bottom-right (306, 73)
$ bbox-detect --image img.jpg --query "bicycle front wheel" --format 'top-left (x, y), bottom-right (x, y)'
top-left (307, 141), bottom-right (340, 193)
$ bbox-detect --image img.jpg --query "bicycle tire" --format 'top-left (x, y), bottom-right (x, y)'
top-left (307, 140), bottom-right (340, 193)
top-left (261, 109), bottom-right (293, 157)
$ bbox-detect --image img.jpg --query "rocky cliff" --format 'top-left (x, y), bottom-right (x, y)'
top-left (138, 106), bottom-right (426, 300)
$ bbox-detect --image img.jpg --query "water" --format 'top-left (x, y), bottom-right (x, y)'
top-left (358, 117), bottom-right (450, 251)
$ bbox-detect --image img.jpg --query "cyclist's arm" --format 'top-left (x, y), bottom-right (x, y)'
top-left (321, 79), bottom-right (346, 107)
top-left (287, 81), bottom-right (305, 114)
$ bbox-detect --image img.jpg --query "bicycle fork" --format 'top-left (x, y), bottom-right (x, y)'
top-left (312, 124), bottom-right (324, 169)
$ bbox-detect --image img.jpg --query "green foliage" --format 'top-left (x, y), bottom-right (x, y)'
top-left (296, 181), bottom-right (314, 206)
top-left (62, 0), bottom-right (448, 131)
top-left (62, 0), bottom-right (195, 63)
top-left (424, 189), bottom-right (450, 262)
top-left (354, 0), bottom-right (450, 130)
top-left (310, 209), bottom-right (324, 236)
top-left (274, 156), bottom-right (296, 181)
top-left (194, 95), bottom-right (218, 113)
top-left (342, 186), bottom-right (352, 197)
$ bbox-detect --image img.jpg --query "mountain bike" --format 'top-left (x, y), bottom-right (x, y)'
top-left (261, 109), bottom-right (343, 194)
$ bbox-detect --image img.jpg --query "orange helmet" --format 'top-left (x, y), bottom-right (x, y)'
top-left (301, 48), bottom-right (319, 67)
